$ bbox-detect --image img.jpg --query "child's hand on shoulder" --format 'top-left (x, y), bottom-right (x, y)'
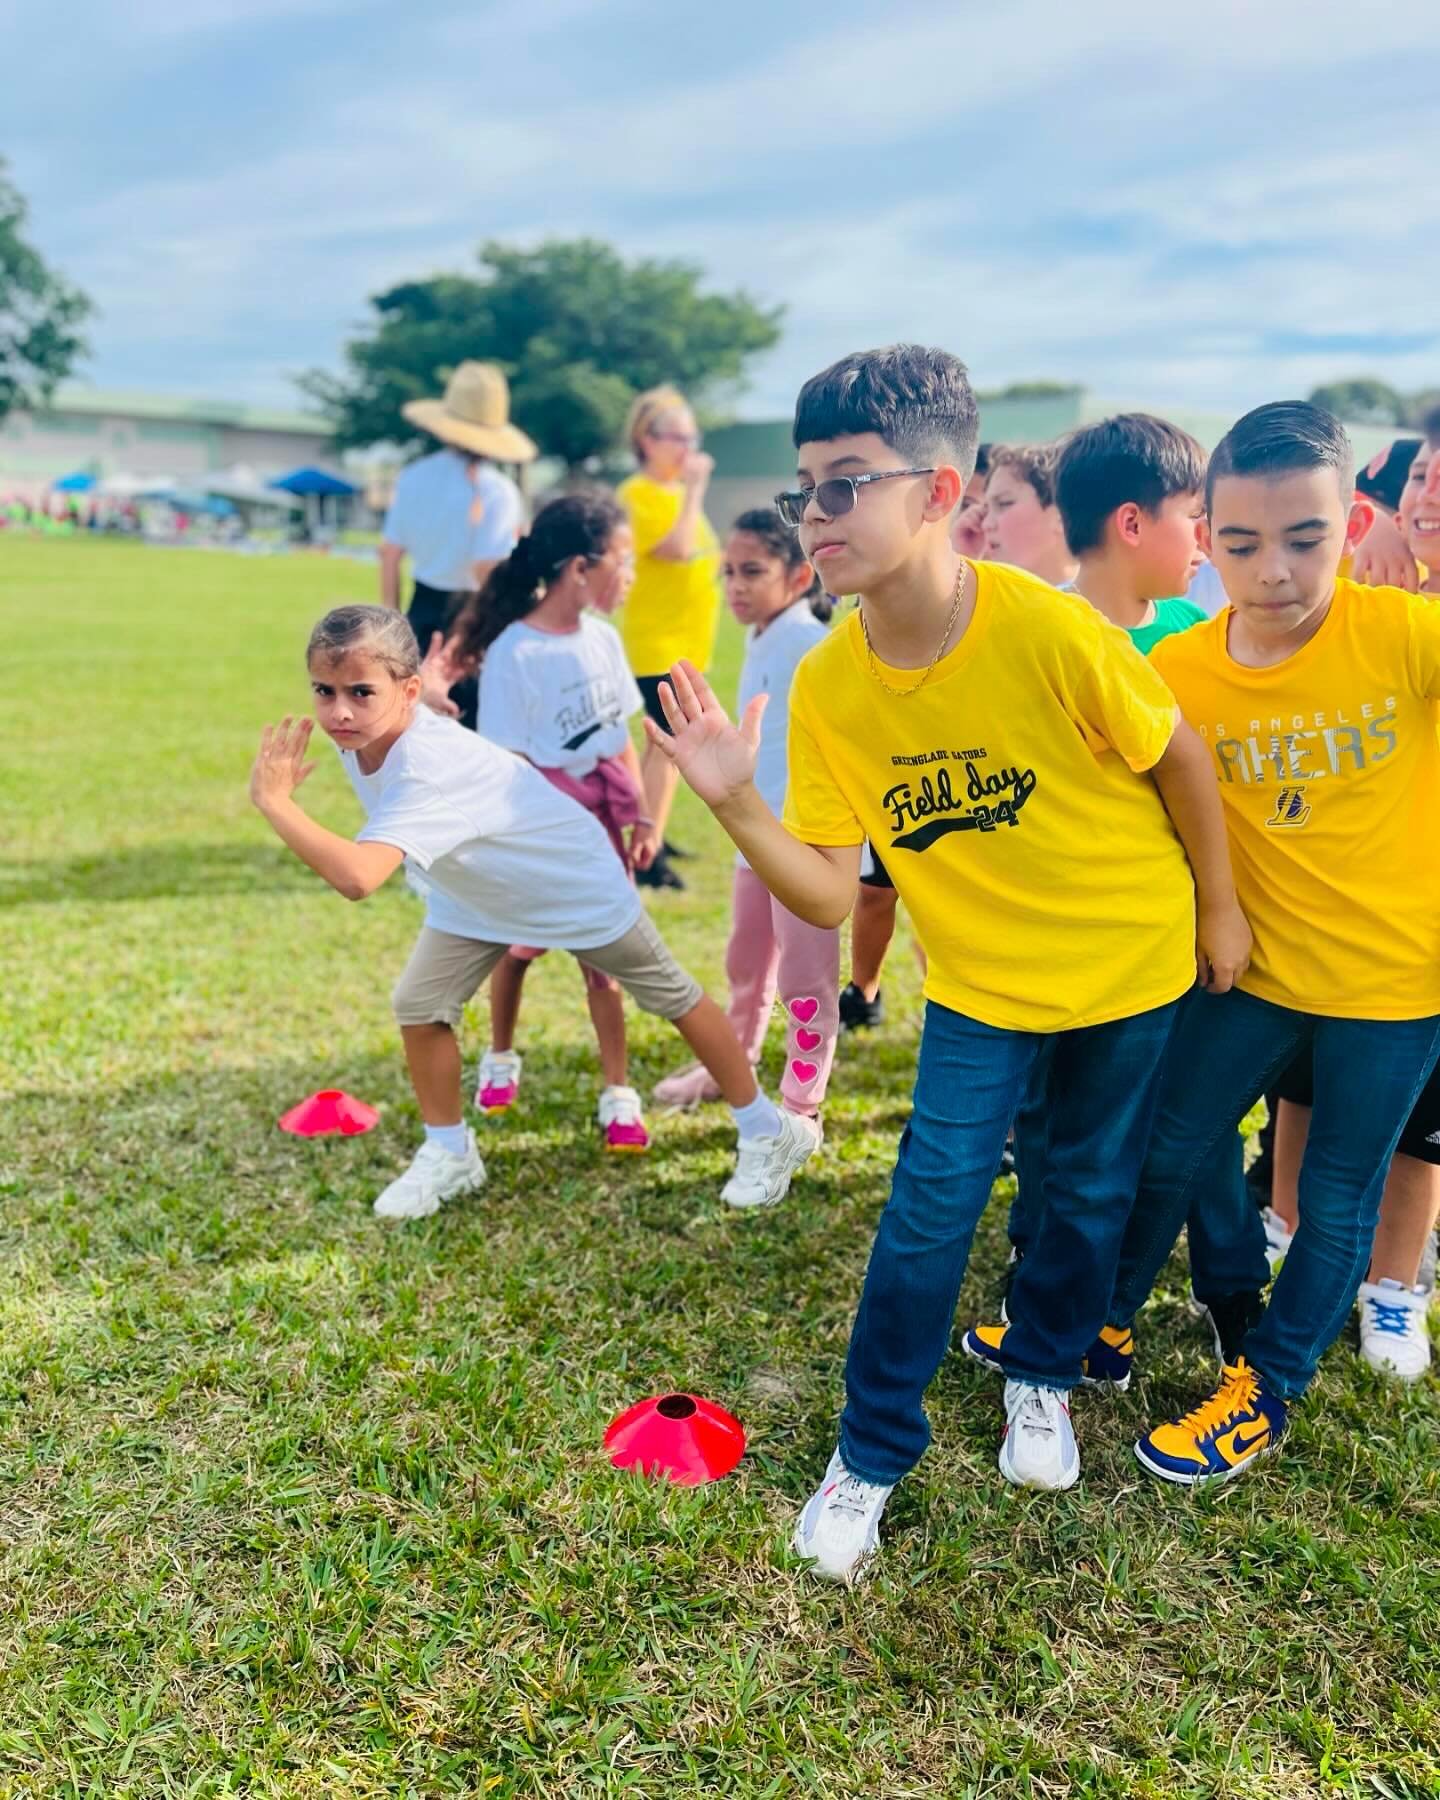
top-left (250, 716), bottom-right (317, 813)
top-left (645, 660), bottom-right (764, 814)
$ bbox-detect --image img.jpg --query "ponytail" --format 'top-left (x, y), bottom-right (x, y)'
top-left (732, 507), bottom-right (832, 624)
top-left (452, 488), bottom-right (625, 665)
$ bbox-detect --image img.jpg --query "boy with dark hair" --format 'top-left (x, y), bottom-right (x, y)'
top-left (1101, 400), bottom-right (1440, 1485)
top-left (646, 344), bottom-right (1248, 1581)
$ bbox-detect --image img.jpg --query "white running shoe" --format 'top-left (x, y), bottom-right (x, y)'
top-left (476, 1050), bottom-right (522, 1115)
top-left (597, 1084), bottom-right (650, 1153)
top-left (721, 1109), bottom-right (821, 1209)
top-left (1261, 1206), bottom-right (1293, 1276)
top-left (998, 1381), bottom-right (1080, 1490)
top-left (1357, 1278), bottom-right (1432, 1382)
top-left (652, 1061), bottom-right (723, 1109)
top-left (373, 1133), bottom-right (486, 1220)
top-left (792, 1449), bottom-right (894, 1584)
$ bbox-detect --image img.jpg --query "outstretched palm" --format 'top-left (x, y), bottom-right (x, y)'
top-left (647, 660), bottom-right (765, 811)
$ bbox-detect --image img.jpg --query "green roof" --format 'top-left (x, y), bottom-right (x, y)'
top-left (47, 385), bottom-right (327, 436)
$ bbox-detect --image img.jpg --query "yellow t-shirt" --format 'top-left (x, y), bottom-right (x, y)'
top-left (616, 473), bottom-right (722, 676)
top-left (783, 562), bottom-right (1196, 1032)
top-left (1149, 578), bottom-right (1440, 1020)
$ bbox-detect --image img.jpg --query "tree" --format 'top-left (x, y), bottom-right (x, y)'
top-left (303, 239), bottom-right (784, 466)
top-left (0, 161), bottom-right (91, 425)
top-left (1306, 377), bottom-right (1408, 426)
top-left (976, 380), bottom-right (1082, 401)
top-left (1404, 389), bottom-right (1440, 432)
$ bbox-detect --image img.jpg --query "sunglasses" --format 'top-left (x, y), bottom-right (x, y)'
top-left (774, 467), bottom-right (936, 530)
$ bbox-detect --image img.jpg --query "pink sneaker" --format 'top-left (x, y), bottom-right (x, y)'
top-left (598, 1085), bottom-right (650, 1153)
top-left (476, 1050), bottom-right (522, 1115)
top-left (652, 1062), bottom-right (723, 1109)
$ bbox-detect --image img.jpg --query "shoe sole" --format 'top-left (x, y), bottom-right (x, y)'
top-left (790, 1522), bottom-right (878, 1587)
top-left (374, 1170), bottom-right (485, 1220)
top-left (998, 1444), bottom-right (1080, 1491)
top-left (604, 1142), bottom-right (651, 1155)
top-left (1132, 1436), bottom-right (1277, 1486)
top-left (723, 1134), bottom-right (821, 1210)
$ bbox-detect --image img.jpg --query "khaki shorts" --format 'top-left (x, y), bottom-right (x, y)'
top-left (391, 911), bottom-right (704, 1028)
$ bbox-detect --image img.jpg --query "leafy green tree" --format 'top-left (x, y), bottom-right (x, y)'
top-left (1404, 388), bottom-right (1440, 431)
top-left (303, 239), bottom-right (784, 466)
top-left (0, 160), bottom-right (91, 423)
top-left (977, 380), bottom-right (1082, 401)
top-left (1307, 377), bottom-right (1408, 426)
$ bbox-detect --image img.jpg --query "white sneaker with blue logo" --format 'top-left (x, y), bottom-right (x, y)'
top-left (792, 1449), bottom-right (894, 1584)
top-left (1357, 1278), bottom-right (1432, 1382)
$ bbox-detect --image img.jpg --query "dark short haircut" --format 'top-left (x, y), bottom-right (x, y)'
top-left (1055, 413), bottom-right (1207, 554)
top-left (792, 344), bottom-right (980, 479)
top-left (1357, 437), bottom-right (1422, 514)
top-left (985, 441), bottom-right (1062, 508)
top-left (1206, 401), bottom-right (1355, 511)
top-left (974, 442), bottom-right (992, 481)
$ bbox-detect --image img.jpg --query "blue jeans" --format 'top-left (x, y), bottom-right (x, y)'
top-left (1009, 1018), bottom-right (1266, 1307)
top-left (1109, 987), bottom-right (1440, 1399)
top-left (840, 995), bottom-right (1180, 1486)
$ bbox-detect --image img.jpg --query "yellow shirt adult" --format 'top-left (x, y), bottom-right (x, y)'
top-left (783, 562), bottom-right (1196, 1033)
top-left (617, 473), bottom-right (722, 676)
top-left (1150, 578), bottom-right (1440, 1020)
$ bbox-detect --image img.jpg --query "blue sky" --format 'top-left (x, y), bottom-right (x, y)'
top-left (7, 0), bottom-right (1438, 420)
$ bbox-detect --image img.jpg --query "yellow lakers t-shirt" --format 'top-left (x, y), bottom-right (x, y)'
top-left (616, 473), bottom-right (722, 676)
top-left (783, 562), bottom-right (1196, 1032)
top-left (1150, 579), bottom-right (1440, 1020)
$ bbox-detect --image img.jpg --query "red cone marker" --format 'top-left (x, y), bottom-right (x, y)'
top-left (278, 1089), bottom-right (379, 1137)
top-left (603, 1393), bottom-right (746, 1485)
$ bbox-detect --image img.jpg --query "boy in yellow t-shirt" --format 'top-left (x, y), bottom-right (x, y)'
top-left (1106, 401), bottom-right (1440, 1489)
top-left (646, 345), bottom-right (1248, 1583)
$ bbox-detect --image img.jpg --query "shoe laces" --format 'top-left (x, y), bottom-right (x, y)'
top-left (1366, 1297), bottom-right (1416, 1338)
top-left (1013, 1386), bottom-right (1061, 1438)
top-left (825, 1469), bottom-right (884, 1519)
top-left (1176, 1358), bottom-right (1261, 1438)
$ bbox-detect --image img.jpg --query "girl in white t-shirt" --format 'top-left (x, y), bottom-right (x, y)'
top-left (654, 510), bottom-right (841, 1120)
top-left (250, 604), bottom-right (819, 1219)
top-left (444, 492), bottom-right (659, 1150)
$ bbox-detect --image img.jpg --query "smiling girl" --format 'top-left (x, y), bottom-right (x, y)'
top-left (250, 605), bottom-right (815, 1218)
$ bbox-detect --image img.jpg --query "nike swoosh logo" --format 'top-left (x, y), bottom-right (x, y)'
top-left (1225, 1426), bottom-right (1268, 1459)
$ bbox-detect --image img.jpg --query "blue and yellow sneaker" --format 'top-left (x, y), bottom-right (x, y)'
top-left (1134, 1358), bottom-right (1286, 1486)
top-left (962, 1321), bottom-right (1133, 1390)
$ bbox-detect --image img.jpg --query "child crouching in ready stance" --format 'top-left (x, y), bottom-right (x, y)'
top-left (250, 604), bottom-right (817, 1218)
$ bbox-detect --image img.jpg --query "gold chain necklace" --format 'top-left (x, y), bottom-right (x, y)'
top-left (857, 563), bottom-right (969, 699)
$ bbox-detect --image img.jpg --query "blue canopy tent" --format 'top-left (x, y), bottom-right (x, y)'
top-left (53, 471), bottom-right (97, 492)
top-left (269, 466), bottom-right (360, 536)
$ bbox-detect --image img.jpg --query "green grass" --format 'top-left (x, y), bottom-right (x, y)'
top-left (2, 537), bottom-right (1438, 1798)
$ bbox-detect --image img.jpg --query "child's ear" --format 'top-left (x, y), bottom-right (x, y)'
top-left (1115, 501), bottom-right (1143, 546)
top-left (789, 559), bottom-right (816, 599)
top-left (1346, 496), bottom-right (1375, 550)
top-left (927, 466), bottom-right (964, 518)
top-left (1197, 516), bottom-right (1214, 559)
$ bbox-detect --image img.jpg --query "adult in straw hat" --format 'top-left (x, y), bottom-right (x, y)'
top-left (380, 362), bottom-right (539, 728)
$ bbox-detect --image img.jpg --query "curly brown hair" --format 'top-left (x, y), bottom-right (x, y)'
top-left (985, 441), bottom-right (1064, 509)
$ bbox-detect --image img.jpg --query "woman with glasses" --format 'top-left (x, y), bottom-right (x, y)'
top-left (617, 387), bottom-right (723, 891)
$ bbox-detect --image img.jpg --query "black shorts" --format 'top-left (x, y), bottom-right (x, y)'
top-left (408, 582), bottom-right (477, 731)
top-left (636, 674), bottom-right (673, 735)
top-left (859, 842), bottom-right (894, 890)
top-left (1273, 1048), bottom-right (1440, 1167)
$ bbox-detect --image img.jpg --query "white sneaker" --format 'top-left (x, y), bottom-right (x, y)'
top-left (597, 1084), bottom-right (650, 1153)
top-left (1357, 1278), bottom-right (1432, 1382)
top-left (373, 1133), bottom-right (486, 1220)
top-left (476, 1050), bottom-right (522, 1115)
top-left (1261, 1206), bottom-right (1293, 1277)
top-left (792, 1449), bottom-right (894, 1584)
top-left (721, 1109), bottom-right (822, 1209)
top-left (998, 1381), bottom-right (1080, 1490)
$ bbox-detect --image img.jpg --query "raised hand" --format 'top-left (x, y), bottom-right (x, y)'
top-left (418, 631), bottom-right (462, 717)
top-left (644, 659), bottom-right (766, 812)
top-left (250, 716), bottom-right (317, 812)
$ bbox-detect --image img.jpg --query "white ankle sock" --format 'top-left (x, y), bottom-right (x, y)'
top-left (730, 1092), bottom-right (782, 1140)
top-left (424, 1122), bottom-right (470, 1157)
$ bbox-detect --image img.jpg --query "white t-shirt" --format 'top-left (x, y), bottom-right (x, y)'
top-left (382, 450), bottom-right (523, 591)
top-left (477, 615), bottom-right (643, 777)
top-left (341, 707), bottom-right (641, 948)
top-left (737, 600), bottom-right (828, 866)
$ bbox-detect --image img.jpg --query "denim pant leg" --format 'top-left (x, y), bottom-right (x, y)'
top-left (1243, 1013), bottom-right (1440, 1398)
top-left (1108, 988), bottom-right (1310, 1329)
top-left (1001, 999), bottom-right (1179, 1389)
top-left (840, 1002), bottom-right (1036, 1485)
top-left (1183, 1120), bottom-right (1271, 1306)
top-left (1006, 1042), bottom-right (1053, 1255)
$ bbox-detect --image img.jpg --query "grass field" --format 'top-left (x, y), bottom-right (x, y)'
top-left (2, 536), bottom-right (1438, 1799)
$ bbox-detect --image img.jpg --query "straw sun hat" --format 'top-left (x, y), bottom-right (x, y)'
top-left (401, 361), bottom-right (539, 463)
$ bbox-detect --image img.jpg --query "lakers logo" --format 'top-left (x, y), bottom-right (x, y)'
top-left (1265, 785), bottom-right (1311, 829)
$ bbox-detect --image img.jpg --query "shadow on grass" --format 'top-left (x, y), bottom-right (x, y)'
top-left (0, 840), bottom-right (319, 907)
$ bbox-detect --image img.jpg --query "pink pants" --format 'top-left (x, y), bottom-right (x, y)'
top-left (727, 863), bottom-right (840, 1117)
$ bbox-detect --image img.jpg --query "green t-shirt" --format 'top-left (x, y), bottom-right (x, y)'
top-left (1128, 596), bottom-right (1207, 656)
